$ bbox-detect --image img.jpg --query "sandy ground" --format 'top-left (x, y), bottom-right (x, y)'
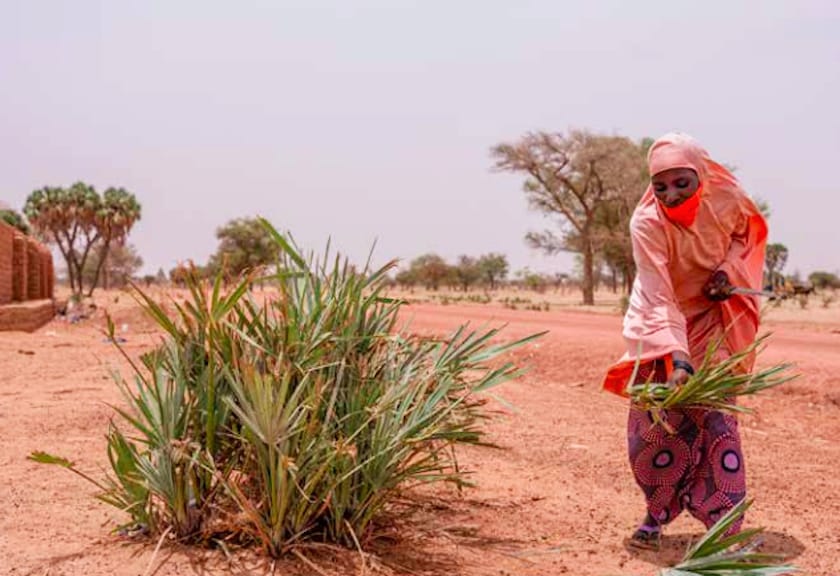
top-left (1, 293), bottom-right (839, 576)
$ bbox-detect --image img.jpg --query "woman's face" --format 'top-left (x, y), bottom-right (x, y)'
top-left (651, 168), bottom-right (700, 208)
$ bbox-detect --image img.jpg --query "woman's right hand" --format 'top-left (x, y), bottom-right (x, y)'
top-left (667, 351), bottom-right (693, 387)
top-left (667, 367), bottom-right (691, 388)
top-left (703, 270), bottom-right (733, 302)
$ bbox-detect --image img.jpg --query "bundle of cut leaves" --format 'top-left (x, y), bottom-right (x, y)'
top-left (660, 499), bottom-right (797, 576)
top-left (628, 334), bottom-right (796, 430)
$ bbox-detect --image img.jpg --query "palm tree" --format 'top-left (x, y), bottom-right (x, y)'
top-left (25, 183), bottom-right (141, 296)
top-left (87, 188), bottom-right (142, 294)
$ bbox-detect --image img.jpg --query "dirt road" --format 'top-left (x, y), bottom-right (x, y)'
top-left (1, 301), bottom-right (838, 575)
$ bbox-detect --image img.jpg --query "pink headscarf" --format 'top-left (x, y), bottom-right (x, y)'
top-left (603, 133), bottom-right (768, 396)
top-left (647, 133), bottom-right (744, 199)
top-left (649, 133), bottom-right (708, 178)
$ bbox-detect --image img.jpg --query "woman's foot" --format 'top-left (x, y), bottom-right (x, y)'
top-left (629, 523), bottom-right (661, 551)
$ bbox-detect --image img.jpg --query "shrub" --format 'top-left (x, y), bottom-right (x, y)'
top-left (32, 221), bottom-right (540, 556)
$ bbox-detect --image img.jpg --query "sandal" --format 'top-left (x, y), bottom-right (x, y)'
top-left (629, 524), bottom-right (661, 551)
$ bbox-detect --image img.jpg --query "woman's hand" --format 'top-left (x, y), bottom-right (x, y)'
top-left (668, 367), bottom-right (691, 388)
top-left (703, 270), bottom-right (733, 302)
top-left (667, 351), bottom-right (693, 388)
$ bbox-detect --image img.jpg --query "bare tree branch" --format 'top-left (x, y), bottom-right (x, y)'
top-left (492, 130), bottom-right (647, 304)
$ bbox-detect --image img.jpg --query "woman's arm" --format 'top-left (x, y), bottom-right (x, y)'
top-left (623, 213), bottom-right (692, 385)
top-left (716, 209), bottom-right (768, 292)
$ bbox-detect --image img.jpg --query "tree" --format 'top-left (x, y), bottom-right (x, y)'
top-left (591, 137), bottom-right (654, 295)
top-left (0, 209), bottom-right (30, 234)
top-left (86, 188), bottom-right (142, 295)
top-left (492, 131), bottom-right (646, 305)
top-left (765, 243), bottom-right (789, 288)
top-left (207, 217), bottom-right (280, 278)
top-left (170, 264), bottom-right (190, 287)
top-left (477, 253), bottom-right (508, 290)
top-left (516, 268), bottom-right (548, 293)
top-left (453, 256), bottom-right (481, 292)
top-left (809, 271), bottom-right (840, 290)
top-left (25, 184), bottom-right (96, 295)
top-left (395, 268), bottom-right (418, 289)
top-left (564, 187), bottom-right (640, 296)
top-left (82, 243), bottom-right (143, 289)
top-left (408, 254), bottom-right (451, 291)
top-left (24, 183), bottom-right (141, 296)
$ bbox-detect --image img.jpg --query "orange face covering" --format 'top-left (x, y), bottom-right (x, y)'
top-left (661, 184), bottom-right (703, 227)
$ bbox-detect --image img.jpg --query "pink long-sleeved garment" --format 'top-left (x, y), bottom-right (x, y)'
top-left (603, 134), bottom-right (768, 396)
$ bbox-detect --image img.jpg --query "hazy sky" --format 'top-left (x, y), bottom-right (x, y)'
top-left (2, 1), bottom-right (838, 277)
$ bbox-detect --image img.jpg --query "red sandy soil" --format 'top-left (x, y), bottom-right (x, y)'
top-left (1, 298), bottom-right (838, 575)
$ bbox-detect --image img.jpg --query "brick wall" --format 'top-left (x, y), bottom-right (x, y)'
top-left (46, 250), bottom-right (54, 298)
top-left (12, 233), bottom-right (27, 302)
top-left (26, 238), bottom-right (42, 300)
top-left (0, 223), bottom-right (56, 331)
top-left (39, 246), bottom-right (49, 300)
top-left (0, 300), bottom-right (56, 332)
top-left (0, 222), bottom-right (13, 305)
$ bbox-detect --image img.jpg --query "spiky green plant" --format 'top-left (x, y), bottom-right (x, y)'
top-left (32, 219), bottom-right (543, 556)
top-left (628, 334), bottom-right (796, 430)
top-left (660, 499), bottom-right (797, 576)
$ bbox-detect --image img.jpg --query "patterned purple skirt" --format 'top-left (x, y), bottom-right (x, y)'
top-left (627, 360), bottom-right (746, 532)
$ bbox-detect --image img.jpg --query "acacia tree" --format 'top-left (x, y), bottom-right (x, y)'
top-left (564, 192), bottom-right (640, 295)
top-left (24, 183), bottom-right (141, 296)
top-left (395, 268), bottom-right (418, 289)
top-left (454, 255), bottom-right (481, 292)
top-left (593, 137), bottom-right (651, 294)
top-left (809, 271), bottom-right (840, 290)
top-left (477, 253), bottom-right (508, 290)
top-left (408, 254), bottom-right (451, 291)
top-left (207, 217), bottom-right (280, 279)
top-left (492, 131), bottom-right (646, 305)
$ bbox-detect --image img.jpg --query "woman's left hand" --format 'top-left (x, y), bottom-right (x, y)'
top-left (703, 270), bottom-right (733, 302)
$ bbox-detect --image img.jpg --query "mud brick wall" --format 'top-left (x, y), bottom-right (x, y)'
top-left (12, 233), bottom-right (28, 302)
top-left (0, 300), bottom-right (56, 332)
top-left (39, 246), bottom-right (49, 299)
top-left (39, 250), bottom-right (47, 299)
top-left (45, 250), bottom-right (54, 298)
top-left (0, 222), bottom-right (13, 305)
top-left (26, 238), bottom-right (42, 300)
top-left (0, 223), bottom-right (56, 331)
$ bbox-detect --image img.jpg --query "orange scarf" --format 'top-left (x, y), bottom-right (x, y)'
top-left (661, 184), bottom-right (703, 227)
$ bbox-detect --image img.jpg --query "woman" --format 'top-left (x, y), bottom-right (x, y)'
top-left (603, 133), bottom-right (767, 550)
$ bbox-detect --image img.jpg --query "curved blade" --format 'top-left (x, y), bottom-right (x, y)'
top-left (730, 287), bottom-right (777, 298)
